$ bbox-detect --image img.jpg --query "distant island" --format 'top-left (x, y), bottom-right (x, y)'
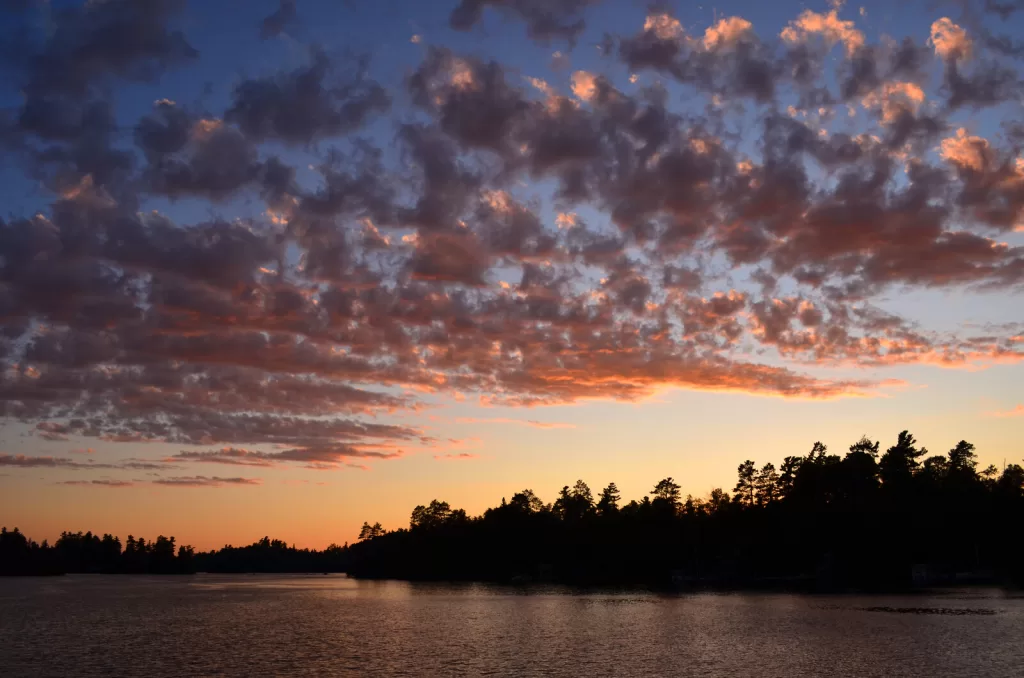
top-left (4, 431), bottom-right (1023, 590)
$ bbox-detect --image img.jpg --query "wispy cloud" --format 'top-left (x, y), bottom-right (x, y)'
top-left (59, 479), bottom-right (135, 487)
top-left (434, 452), bottom-right (480, 461)
top-left (58, 476), bottom-right (262, 488)
top-left (454, 417), bottom-right (576, 429)
top-left (152, 476), bottom-right (262, 487)
top-left (985, 404), bottom-right (1024, 418)
top-left (170, 445), bottom-right (404, 470)
top-left (0, 455), bottom-right (179, 471)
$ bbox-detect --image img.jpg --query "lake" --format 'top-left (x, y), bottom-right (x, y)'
top-left (1, 575), bottom-right (1022, 676)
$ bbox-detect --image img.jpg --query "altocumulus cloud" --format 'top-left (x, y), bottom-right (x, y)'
top-left (0, 0), bottom-right (1021, 478)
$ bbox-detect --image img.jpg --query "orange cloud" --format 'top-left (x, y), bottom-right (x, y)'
top-left (986, 404), bottom-right (1024, 418)
top-left (643, 13), bottom-right (683, 40)
top-left (703, 16), bottom-right (753, 50)
top-left (940, 128), bottom-right (991, 172)
top-left (570, 70), bottom-right (598, 101)
top-left (930, 17), bottom-right (971, 61)
top-left (781, 7), bottom-right (864, 56)
top-left (861, 81), bottom-right (926, 124)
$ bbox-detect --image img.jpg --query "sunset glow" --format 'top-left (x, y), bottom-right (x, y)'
top-left (0, 0), bottom-right (1022, 550)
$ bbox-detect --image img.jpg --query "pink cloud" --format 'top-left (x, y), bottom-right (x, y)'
top-left (986, 404), bottom-right (1024, 418)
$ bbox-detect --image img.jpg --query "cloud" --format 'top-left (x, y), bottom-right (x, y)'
top-left (260, 0), bottom-right (298, 40)
top-left (986, 404), bottom-right (1024, 418)
top-left (411, 231), bottom-right (490, 285)
top-left (0, 2), bottom-right (1022, 473)
top-left (12, 0), bottom-right (196, 102)
top-left (0, 455), bottom-right (103, 469)
top-left (455, 417), bottom-right (575, 429)
top-left (619, 13), bottom-right (775, 101)
top-left (644, 14), bottom-right (684, 41)
top-left (152, 476), bottom-right (262, 487)
top-left (2, 0), bottom-right (195, 192)
top-left (0, 455), bottom-right (179, 471)
top-left (172, 447), bottom-right (276, 467)
top-left (781, 7), bottom-right (865, 56)
top-left (226, 50), bottom-right (390, 145)
top-left (449, 0), bottom-right (600, 45)
top-left (930, 18), bottom-right (972, 61)
top-left (940, 127), bottom-right (991, 172)
top-left (59, 479), bottom-right (134, 487)
top-left (36, 422), bottom-right (70, 441)
top-left (434, 452), bottom-right (479, 461)
top-left (571, 71), bottom-right (599, 101)
top-left (139, 116), bottom-right (262, 199)
top-left (703, 16), bottom-right (754, 51)
top-left (170, 442), bottom-right (406, 470)
top-left (860, 81), bottom-right (926, 124)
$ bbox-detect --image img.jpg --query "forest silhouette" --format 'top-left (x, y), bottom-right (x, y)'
top-left (4, 431), bottom-right (1024, 589)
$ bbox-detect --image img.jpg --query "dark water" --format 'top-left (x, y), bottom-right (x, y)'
top-left (2, 576), bottom-right (1023, 677)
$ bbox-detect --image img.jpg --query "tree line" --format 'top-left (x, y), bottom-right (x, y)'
top-left (0, 530), bottom-right (348, 575)
top-left (346, 432), bottom-right (1024, 589)
top-left (1, 529), bottom-right (194, 575)
top-left (4, 430), bottom-right (1023, 589)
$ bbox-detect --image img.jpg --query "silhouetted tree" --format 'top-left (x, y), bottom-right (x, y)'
top-left (947, 440), bottom-right (979, 491)
top-left (554, 480), bottom-right (594, 522)
top-left (755, 463), bottom-right (779, 505)
top-left (840, 439), bottom-right (880, 507)
top-left (707, 488), bottom-right (730, 513)
top-left (998, 464), bottom-right (1024, 499)
top-left (778, 456), bottom-right (802, 499)
top-left (880, 430), bottom-right (926, 488)
top-left (411, 500), bottom-right (453, 530)
top-left (596, 482), bottom-right (621, 516)
top-left (807, 441), bottom-right (828, 463)
top-left (358, 522), bottom-right (385, 540)
top-left (509, 489), bottom-right (545, 513)
top-left (849, 436), bottom-right (880, 458)
top-left (734, 461), bottom-right (756, 506)
top-left (652, 477), bottom-right (681, 514)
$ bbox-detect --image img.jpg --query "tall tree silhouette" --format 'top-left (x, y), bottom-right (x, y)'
top-left (652, 478), bottom-right (682, 513)
top-left (734, 461), bottom-right (756, 506)
top-left (596, 483), bottom-right (621, 516)
top-left (880, 430), bottom-right (926, 489)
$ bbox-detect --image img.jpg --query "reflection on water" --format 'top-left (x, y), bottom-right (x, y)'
top-left (2, 575), bottom-right (1022, 676)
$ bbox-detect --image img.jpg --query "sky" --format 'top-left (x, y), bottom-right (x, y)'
top-left (0, 0), bottom-right (1023, 550)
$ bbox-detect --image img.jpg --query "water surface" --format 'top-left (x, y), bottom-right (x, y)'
top-left (2, 575), bottom-right (1022, 676)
